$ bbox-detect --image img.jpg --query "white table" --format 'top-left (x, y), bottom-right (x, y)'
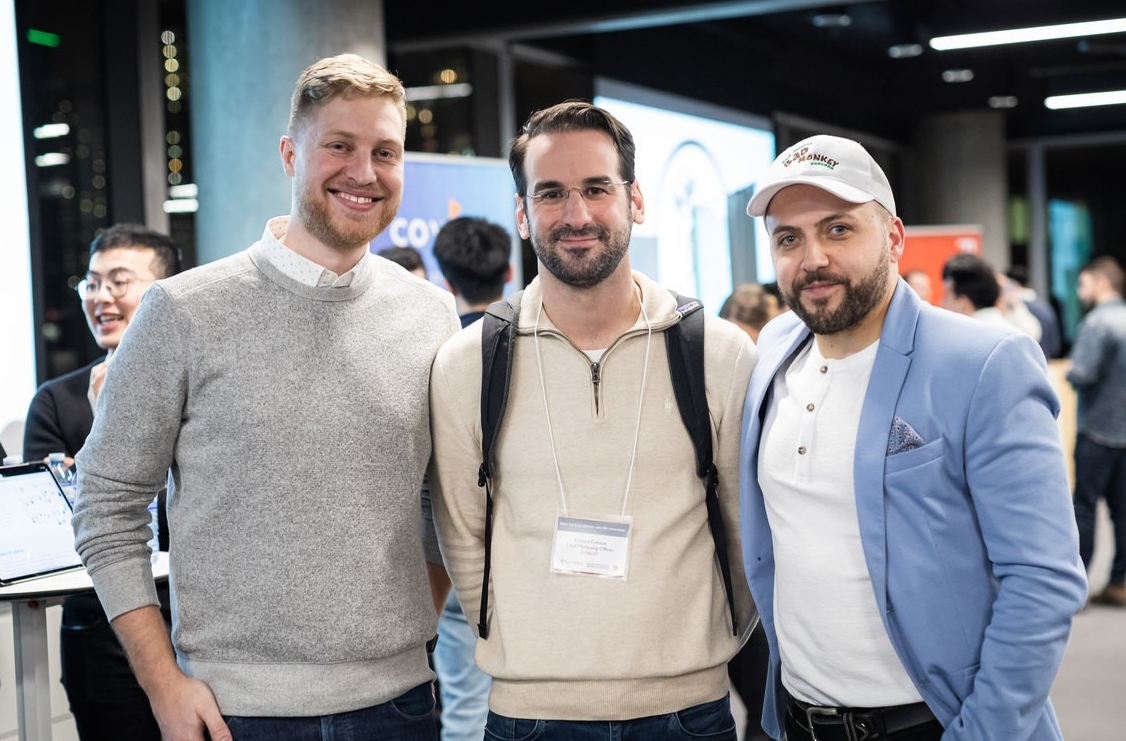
top-left (0, 554), bottom-right (168, 741)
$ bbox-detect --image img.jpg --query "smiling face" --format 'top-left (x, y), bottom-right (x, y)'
top-left (765, 184), bottom-right (903, 344)
top-left (514, 129), bottom-right (643, 290)
top-left (280, 93), bottom-right (405, 257)
top-left (82, 247), bottom-right (160, 351)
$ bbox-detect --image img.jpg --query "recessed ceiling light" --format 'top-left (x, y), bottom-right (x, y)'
top-left (942, 69), bottom-right (975, 83)
top-left (930, 17), bottom-right (1126, 51)
top-left (888, 43), bottom-right (924, 59)
top-left (812, 13), bottom-right (851, 29)
top-left (988, 96), bottom-right (1019, 109)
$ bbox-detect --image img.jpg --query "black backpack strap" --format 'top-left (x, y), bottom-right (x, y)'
top-left (476, 292), bottom-right (521, 639)
top-left (665, 292), bottom-right (738, 635)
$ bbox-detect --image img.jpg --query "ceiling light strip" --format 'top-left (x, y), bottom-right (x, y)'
top-left (1045, 90), bottom-right (1126, 110)
top-left (930, 18), bottom-right (1126, 51)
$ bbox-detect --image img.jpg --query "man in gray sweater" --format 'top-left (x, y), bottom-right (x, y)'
top-left (73, 54), bottom-right (459, 741)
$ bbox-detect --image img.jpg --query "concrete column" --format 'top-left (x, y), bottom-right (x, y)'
top-left (186, 0), bottom-right (386, 264)
top-left (914, 111), bottom-right (1009, 267)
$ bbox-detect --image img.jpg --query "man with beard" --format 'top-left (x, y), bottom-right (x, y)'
top-left (73, 54), bottom-right (459, 741)
top-left (738, 135), bottom-right (1086, 741)
top-left (1067, 255), bottom-right (1126, 607)
top-left (427, 101), bottom-right (758, 740)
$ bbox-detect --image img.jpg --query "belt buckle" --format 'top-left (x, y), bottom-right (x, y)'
top-left (805, 704), bottom-right (840, 741)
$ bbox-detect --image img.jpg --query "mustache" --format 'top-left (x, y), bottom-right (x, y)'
top-left (549, 225), bottom-right (609, 241)
top-left (793, 270), bottom-right (848, 292)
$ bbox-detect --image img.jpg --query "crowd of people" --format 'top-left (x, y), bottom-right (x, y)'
top-left (13, 52), bottom-right (1123, 741)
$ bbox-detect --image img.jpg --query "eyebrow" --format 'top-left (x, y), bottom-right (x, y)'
top-left (85, 267), bottom-right (141, 278)
top-left (531, 176), bottom-right (617, 191)
top-left (770, 211), bottom-right (858, 235)
top-left (320, 130), bottom-right (403, 148)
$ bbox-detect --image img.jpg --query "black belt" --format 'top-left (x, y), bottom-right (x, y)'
top-left (787, 697), bottom-right (937, 741)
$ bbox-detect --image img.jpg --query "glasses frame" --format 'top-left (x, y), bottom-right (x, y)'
top-left (525, 180), bottom-right (633, 209)
top-left (75, 272), bottom-right (152, 301)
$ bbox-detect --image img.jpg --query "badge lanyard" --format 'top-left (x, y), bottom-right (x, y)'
top-left (533, 286), bottom-right (652, 579)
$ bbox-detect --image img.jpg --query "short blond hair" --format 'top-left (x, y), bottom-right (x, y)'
top-left (288, 53), bottom-right (406, 134)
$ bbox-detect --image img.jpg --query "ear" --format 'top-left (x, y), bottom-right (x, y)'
top-left (887, 216), bottom-right (906, 265)
top-left (630, 181), bottom-right (645, 225)
top-left (280, 135), bottom-right (296, 177)
top-left (515, 193), bottom-right (530, 240)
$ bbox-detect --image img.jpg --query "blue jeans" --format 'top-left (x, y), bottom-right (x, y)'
top-left (223, 682), bottom-right (437, 741)
top-left (434, 593), bottom-right (491, 740)
top-left (482, 695), bottom-right (736, 740)
top-left (1073, 433), bottom-right (1126, 583)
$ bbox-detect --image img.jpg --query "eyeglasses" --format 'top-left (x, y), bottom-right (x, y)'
top-left (526, 181), bottom-right (632, 209)
top-left (76, 273), bottom-right (152, 300)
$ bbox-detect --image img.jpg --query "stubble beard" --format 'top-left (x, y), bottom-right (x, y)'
top-left (297, 187), bottom-right (399, 253)
top-left (531, 217), bottom-right (632, 289)
top-left (784, 246), bottom-right (891, 336)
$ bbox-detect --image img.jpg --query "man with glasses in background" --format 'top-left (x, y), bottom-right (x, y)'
top-left (23, 222), bottom-right (181, 741)
top-left (428, 100), bottom-right (758, 740)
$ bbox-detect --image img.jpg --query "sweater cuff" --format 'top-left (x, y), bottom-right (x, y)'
top-left (88, 555), bottom-right (162, 622)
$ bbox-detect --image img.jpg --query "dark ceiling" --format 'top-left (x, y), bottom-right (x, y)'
top-left (385, 0), bottom-right (1126, 144)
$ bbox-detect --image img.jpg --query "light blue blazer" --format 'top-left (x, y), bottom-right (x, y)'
top-left (739, 280), bottom-right (1087, 740)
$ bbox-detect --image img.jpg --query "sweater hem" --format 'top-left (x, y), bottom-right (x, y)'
top-left (487, 664), bottom-right (730, 720)
top-left (184, 645), bottom-right (434, 716)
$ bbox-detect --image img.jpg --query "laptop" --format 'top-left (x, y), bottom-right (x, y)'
top-left (0, 461), bottom-right (85, 585)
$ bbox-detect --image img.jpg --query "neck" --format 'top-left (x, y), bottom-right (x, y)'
top-left (455, 296), bottom-right (494, 316)
top-left (538, 264), bottom-right (639, 351)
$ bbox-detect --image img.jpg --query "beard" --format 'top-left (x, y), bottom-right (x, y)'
top-left (782, 250), bottom-right (891, 336)
top-left (530, 218), bottom-right (632, 289)
top-left (296, 184), bottom-right (399, 253)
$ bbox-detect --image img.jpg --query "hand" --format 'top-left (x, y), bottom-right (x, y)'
top-left (147, 671), bottom-right (232, 741)
top-left (88, 359), bottom-right (109, 401)
top-left (110, 606), bottom-right (232, 741)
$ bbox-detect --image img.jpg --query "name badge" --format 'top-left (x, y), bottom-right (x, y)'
top-left (550, 515), bottom-right (632, 579)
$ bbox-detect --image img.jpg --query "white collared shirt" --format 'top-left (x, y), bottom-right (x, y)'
top-left (260, 216), bottom-right (370, 288)
top-left (759, 338), bottom-right (923, 708)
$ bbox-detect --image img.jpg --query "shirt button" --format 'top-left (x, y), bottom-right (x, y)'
top-left (806, 403), bottom-right (815, 412)
top-left (797, 446), bottom-right (807, 455)
top-left (819, 365), bottom-right (828, 374)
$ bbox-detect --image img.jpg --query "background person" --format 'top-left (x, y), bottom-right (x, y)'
top-left (901, 268), bottom-right (932, 304)
top-left (718, 282), bottom-right (778, 741)
top-left (428, 100), bottom-right (757, 741)
top-left (940, 252), bottom-right (1040, 339)
top-left (23, 222), bottom-right (181, 741)
top-left (741, 134), bottom-right (1086, 741)
top-left (1005, 264), bottom-right (1063, 359)
top-left (719, 282), bottom-right (780, 343)
top-left (429, 215), bottom-right (514, 740)
top-left (1066, 255), bottom-right (1126, 607)
top-left (379, 244), bottom-right (429, 279)
top-left (72, 54), bottom-right (459, 741)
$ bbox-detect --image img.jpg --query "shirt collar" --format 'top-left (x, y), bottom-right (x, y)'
top-left (260, 216), bottom-right (370, 288)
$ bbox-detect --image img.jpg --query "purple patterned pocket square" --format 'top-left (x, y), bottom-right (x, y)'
top-left (888, 416), bottom-right (927, 454)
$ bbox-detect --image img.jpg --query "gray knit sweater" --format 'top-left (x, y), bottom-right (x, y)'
top-left (73, 233), bottom-right (459, 716)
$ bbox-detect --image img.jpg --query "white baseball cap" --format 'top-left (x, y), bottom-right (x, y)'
top-left (746, 134), bottom-right (896, 217)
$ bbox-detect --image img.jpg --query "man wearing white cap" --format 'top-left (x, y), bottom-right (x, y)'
top-left (738, 135), bottom-right (1087, 741)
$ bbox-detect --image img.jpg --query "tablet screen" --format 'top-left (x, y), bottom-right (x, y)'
top-left (0, 462), bottom-right (85, 585)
